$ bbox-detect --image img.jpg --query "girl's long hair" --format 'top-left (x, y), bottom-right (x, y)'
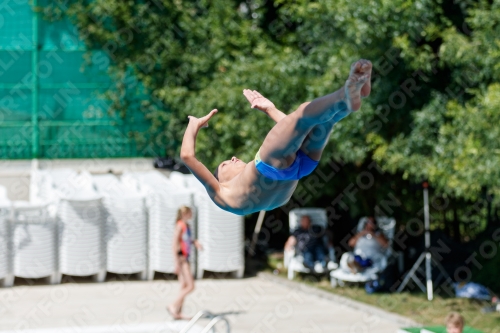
top-left (176, 205), bottom-right (192, 222)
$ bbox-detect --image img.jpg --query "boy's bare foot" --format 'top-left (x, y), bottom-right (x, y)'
top-left (344, 59), bottom-right (372, 111)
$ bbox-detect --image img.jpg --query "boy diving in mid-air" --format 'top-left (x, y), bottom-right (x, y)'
top-left (181, 59), bottom-right (372, 215)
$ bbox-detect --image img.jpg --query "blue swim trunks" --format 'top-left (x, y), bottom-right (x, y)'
top-left (254, 149), bottom-right (319, 181)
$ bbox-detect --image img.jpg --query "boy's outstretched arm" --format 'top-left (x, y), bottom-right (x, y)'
top-left (180, 109), bottom-right (220, 195)
top-left (243, 89), bottom-right (287, 123)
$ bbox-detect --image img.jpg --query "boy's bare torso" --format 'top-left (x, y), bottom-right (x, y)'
top-left (211, 162), bottom-right (297, 215)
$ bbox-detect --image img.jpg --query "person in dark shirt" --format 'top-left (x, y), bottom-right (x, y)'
top-left (284, 215), bottom-right (327, 272)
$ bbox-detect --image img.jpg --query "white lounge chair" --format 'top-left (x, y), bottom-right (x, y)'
top-left (329, 216), bottom-right (396, 287)
top-left (284, 208), bottom-right (337, 280)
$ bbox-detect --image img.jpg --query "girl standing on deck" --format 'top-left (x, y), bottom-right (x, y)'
top-left (168, 206), bottom-right (202, 320)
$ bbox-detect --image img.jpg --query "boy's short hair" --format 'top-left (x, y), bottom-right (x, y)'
top-left (445, 312), bottom-right (464, 327)
top-left (213, 165), bottom-right (220, 181)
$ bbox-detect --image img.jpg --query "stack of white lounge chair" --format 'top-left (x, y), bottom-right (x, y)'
top-left (93, 174), bottom-right (148, 279)
top-left (11, 202), bottom-right (58, 284)
top-left (122, 171), bottom-right (194, 279)
top-left (0, 189), bottom-right (11, 287)
top-left (182, 174), bottom-right (244, 279)
top-left (58, 196), bottom-right (106, 282)
top-left (0, 168), bottom-right (246, 287)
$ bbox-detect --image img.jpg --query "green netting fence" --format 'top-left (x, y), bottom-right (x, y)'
top-left (0, 0), bottom-right (159, 159)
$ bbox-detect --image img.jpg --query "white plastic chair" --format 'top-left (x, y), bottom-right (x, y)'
top-left (330, 216), bottom-right (396, 287)
top-left (284, 208), bottom-right (336, 280)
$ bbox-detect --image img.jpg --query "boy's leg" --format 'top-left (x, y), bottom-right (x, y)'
top-left (259, 59), bottom-right (371, 169)
top-left (299, 108), bottom-right (351, 161)
top-left (258, 108), bottom-right (319, 169)
top-left (258, 91), bottom-right (349, 169)
top-left (300, 59), bottom-right (373, 161)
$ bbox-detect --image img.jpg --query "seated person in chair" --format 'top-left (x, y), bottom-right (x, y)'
top-left (341, 217), bottom-right (389, 273)
top-left (284, 215), bottom-right (327, 273)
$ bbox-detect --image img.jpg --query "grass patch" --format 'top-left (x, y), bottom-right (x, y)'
top-left (266, 256), bottom-right (500, 332)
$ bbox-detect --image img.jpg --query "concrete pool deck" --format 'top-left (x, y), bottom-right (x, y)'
top-left (0, 273), bottom-right (417, 333)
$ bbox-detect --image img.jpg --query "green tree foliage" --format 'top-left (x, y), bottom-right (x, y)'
top-left (44, 0), bottom-right (317, 164)
top-left (44, 0), bottom-right (499, 230)
top-left (371, 0), bottom-right (500, 201)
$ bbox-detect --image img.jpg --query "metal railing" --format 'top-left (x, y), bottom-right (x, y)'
top-left (179, 310), bottom-right (230, 333)
top-left (200, 316), bottom-right (230, 333)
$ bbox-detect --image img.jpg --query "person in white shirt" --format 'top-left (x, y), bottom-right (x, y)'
top-left (342, 217), bottom-right (388, 273)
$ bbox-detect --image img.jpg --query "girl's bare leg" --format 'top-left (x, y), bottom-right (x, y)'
top-left (169, 259), bottom-right (195, 319)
